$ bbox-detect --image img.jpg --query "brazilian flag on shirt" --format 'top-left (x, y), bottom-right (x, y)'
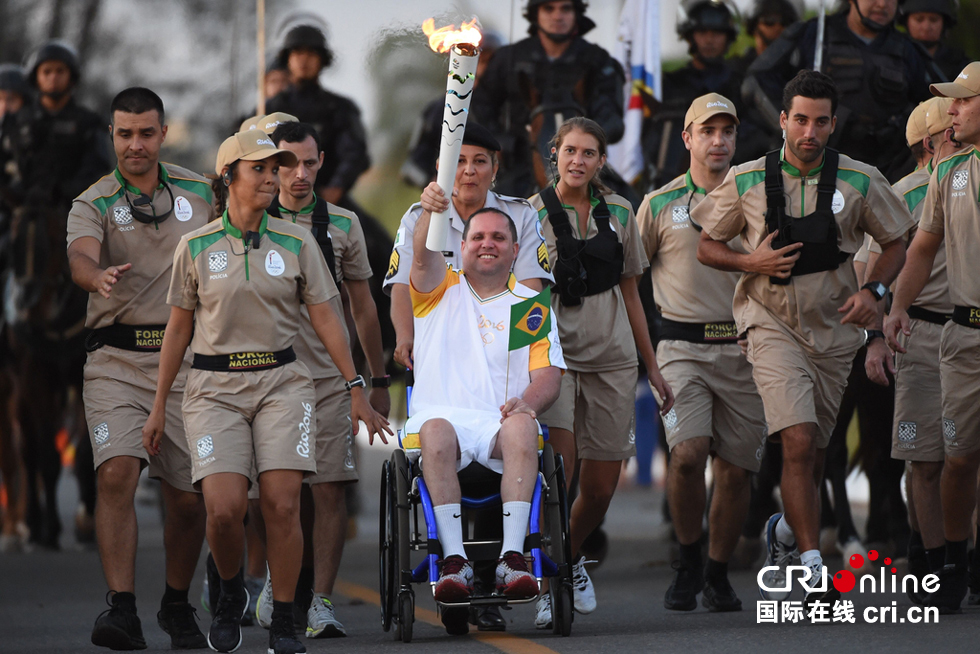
top-left (509, 287), bottom-right (552, 351)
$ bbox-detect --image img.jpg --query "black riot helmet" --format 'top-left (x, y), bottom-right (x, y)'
top-left (0, 64), bottom-right (30, 97)
top-left (276, 24), bottom-right (335, 70)
top-left (24, 40), bottom-right (81, 88)
top-left (525, 0), bottom-right (596, 38)
top-left (898, 0), bottom-right (958, 28)
top-left (677, 0), bottom-right (741, 42)
top-left (746, 0), bottom-right (804, 35)
top-left (848, 0), bottom-right (898, 32)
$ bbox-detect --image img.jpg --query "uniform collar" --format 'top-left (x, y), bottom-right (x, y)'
top-left (779, 146), bottom-right (825, 178)
top-left (684, 169), bottom-right (707, 195)
top-left (450, 191), bottom-right (497, 232)
top-left (222, 210), bottom-right (268, 239)
top-left (278, 193), bottom-right (317, 221)
top-left (114, 163), bottom-right (167, 194)
top-left (556, 183), bottom-right (600, 211)
top-left (926, 160), bottom-right (934, 175)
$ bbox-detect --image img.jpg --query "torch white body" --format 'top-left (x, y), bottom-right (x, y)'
top-left (426, 46), bottom-right (479, 253)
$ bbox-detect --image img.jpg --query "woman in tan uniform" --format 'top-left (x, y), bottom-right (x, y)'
top-left (530, 118), bottom-right (674, 627)
top-left (142, 131), bottom-right (390, 654)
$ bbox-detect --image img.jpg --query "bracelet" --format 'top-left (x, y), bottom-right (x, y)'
top-left (371, 375), bottom-right (391, 388)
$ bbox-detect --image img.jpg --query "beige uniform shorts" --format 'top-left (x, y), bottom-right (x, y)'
top-left (892, 318), bottom-right (945, 462)
top-left (306, 375), bottom-right (358, 485)
top-left (83, 346), bottom-right (195, 493)
top-left (657, 340), bottom-right (768, 472)
top-left (939, 322), bottom-right (980, 457)
top-left (537, 366), bottom-right (637, 461)
top-left (182, 361), bottom-right (318, 486)
top-left (746, 327), bottom-right (855, 449)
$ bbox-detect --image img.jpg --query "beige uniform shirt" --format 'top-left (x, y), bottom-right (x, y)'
top-left (919, 145), bottom-right (980, 309)
top-left (860, 163), bottom-right (951, 314)
top-left (67, 164), bottom-right (215, 328)
top-left (275, 198), bottom-right (373, 379)
top-left (529, 190), bottom-right (647, 372)
top-left (168, 212), bottom-right (338, 356)
top-left (637, 171), bottom-right (742, 324)
top-left (692, 149), bottom-right (914, 356)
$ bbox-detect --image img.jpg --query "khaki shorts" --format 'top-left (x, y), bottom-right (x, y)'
top-left (746, 327), bottom-right (855, 449)
top-left (182, 361), bottom-right (317, 486)
top-left (657, 340), bottom-right (768, 472)
top-left (892, 318), bottom-right (945, 462)
top-left (306, 375), bottom-right (358, 485)
top-left (537, 367), bottom-right (637, 461)
top-left (83, 347), bottom-right (196, 493)
top-left (939, 322), bottom-right (980, 457)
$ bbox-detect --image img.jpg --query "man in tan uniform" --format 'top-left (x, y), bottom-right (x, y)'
top-left (885, 61), bottom-right (980, 613)
top-left (862, 97), bottom-right (957, 599)
top-left (260, 120), bottom-right (390, 637)
top-left (67, 87), bottom-right (213, 650)
top-left (694, 70), bottom-right (913, 607)
top-left (637, 94), bottom-right (767, 613)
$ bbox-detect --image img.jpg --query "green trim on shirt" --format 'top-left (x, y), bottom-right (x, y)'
top-left (936, 149), bottom-right (976, 182)
top-left (735, 169), bottom-right (765, 196)
top-left (91, 186), bottom-right (126, 216)
top-left (187, 227), bottom-right (225, 260)
top-left (328, 212), bottom-right (352, 234)
top-left (903, 183), bottom-right (929, 214)
top-left (222, 210), bottom-right (268, 239)
top-left (607, 202), bottom-right (630, 227)
top-left (646, 185), bottom-right (688, 219)
top-left (267, 228), bottom-right (303, 256)
top-left (837, 168), bottom-right (870, 198)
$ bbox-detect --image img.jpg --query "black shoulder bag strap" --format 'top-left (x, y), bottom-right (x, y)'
top-left (310, 200), bottom-right (339, 284)
top-left (540, 185), bottom-right (573, 238)
top-left (592, 190), bottom-right (612, 233)
top-left (815, 148), bottom-right (839, 212)
top-left (764, 149), bottom-right (785, 215)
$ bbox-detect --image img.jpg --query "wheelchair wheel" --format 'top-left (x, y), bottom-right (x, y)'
top-left (392, 449), bottom-right (414, 642)
top-left (395, 591), bottom-right (414, 643)
top-left (542, 443), bottom-right (573, 636)
top-left (379, 459), bottom-right (396, 632)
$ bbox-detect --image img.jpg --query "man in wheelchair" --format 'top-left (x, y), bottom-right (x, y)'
top-left (407, 201), bottom-right (564, 604)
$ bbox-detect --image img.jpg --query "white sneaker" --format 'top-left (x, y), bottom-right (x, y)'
top-left (255, 571), bottom-right (274, 629)
top-left (572, 557), bottom-right (596, 614)
top-left (307, 593), bottom-right (346, 638)
top-left (759, 513), bottom-right (799, 601)
top-left (534, 594), bottom-right (552, 630)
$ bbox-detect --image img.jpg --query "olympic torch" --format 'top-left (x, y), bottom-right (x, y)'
top-left (422, 18), bottom-right (482, 252)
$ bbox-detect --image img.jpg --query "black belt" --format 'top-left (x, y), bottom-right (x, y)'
top-left (659, 318), bottom-right (739, 344)
top-left (952, 306), bottom-right (980, 329)
top-left (907, 306), bottom-right (951, 326)
top-left (192, 347), bottom-right (296, 371)
top-left (85, 323), bottom-right (168, 353)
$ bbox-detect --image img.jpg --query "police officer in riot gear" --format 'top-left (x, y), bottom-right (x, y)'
top-left (733, 0), bottom-right (804, 75)
top-left (899, 0), bottom-right (969, 82)
top-left (472, 0), bottom-right (626, 199)
top-left (644, 0), bottom-right (767, 190)
top-left (744, 0), bottom-right (931, 182)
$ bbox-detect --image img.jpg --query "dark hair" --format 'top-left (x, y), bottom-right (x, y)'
top-left (782, 69), bottom-right (839, 117)
top-left (271, 121), bottom-right (322, 152)
top-left (909, 141), bottom-right (926, 162)
top-left (462, 207), bottom-right (518, 243)
top-left (110, 87), bottom-right (165, 125)
top-left (550, 117), bottom-right (612, 194)
top-left (210, 160), bottom-right (240, 216)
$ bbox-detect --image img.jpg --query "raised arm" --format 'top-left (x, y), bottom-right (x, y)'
top-left (410, 182), bottom-right (452, 294)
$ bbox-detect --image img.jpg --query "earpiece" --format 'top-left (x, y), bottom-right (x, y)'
top-left (222, 170), bottom-right (233, 186)
top-left (550, 150), bottom-right (558, 165)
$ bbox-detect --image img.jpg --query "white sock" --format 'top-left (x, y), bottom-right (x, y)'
top-left (500, 501), bottom-right (531, 557)
top-left (775, 514), bottom-right (796, 546)
top-left (433, 503), bottom-right (466, 559)
top-left (800, 549), bottom-right (822, 572)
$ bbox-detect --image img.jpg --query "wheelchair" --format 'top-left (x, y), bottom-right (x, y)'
top-left (379, 385), bottom-right (574, 642)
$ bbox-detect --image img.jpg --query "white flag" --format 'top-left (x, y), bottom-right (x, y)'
top-left (607, 0), bottom-right (661, 184)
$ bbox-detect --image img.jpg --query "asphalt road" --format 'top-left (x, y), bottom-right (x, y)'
top-left (1, 437), bottom-right (976, 654)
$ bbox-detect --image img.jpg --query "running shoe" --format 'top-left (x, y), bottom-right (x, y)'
top-left (495, 551), bottom-right (538, 599)
top-left (925, 564), bottom-right (969, 614)
top-left (268, 610), bottom-right (306, 654)
top-left (759, 513), bottom-right (799, 601)
top-left (434, 556), bottom-right (474, 603)
top-left (534, 594), bottom-right (552, 630)
top-left (91, 593), bottom-right (147, 651)
top-left (572, 557), bottom-right (596, 614)
top-left (157, 601), bottom-right (207, 649)
top-left (664, 560), bottom-right (704, 611)
top-left (907, 544), bottom-right (929, 606)
top-left (255, 572), bottom-right (274, 629)
top-left (702, 576), bottom-right (742, 612)
top-left (306, 594), bottom-right (346, 638)
top-left (207, 576), bottom-right (249, 653)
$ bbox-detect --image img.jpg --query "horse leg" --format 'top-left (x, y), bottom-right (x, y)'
top-left (19, 358), bottom-right (63, 549)
top-left (70, 383), bottom-right (96, 544)
top-left (0, 368), bottom-right (28, 550)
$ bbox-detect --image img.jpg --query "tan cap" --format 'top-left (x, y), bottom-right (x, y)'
top-left (930, 61), bottom-right (980, 99)
top-left (238, 112), bottom-right (298, 133)
top-left (684, 93), bottom-right (739, 128)
top-left (905, 101), bottom-right (931, 146)
top-left (215, 130), bottom-right (298, 175)
top-left (925, 97), bottom-right (953, 136)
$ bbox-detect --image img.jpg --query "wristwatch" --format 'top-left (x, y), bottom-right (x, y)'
top-left (861, 281), bottom-right (888, 302)
top-left (344, 375), bottom-right (366, 392)
top-left (865, 329), bottom-right (885, 345)
top-left (371, 375), bottom-right (391, 388)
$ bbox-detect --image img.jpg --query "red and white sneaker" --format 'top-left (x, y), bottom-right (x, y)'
top-left (434, 556), bottom-right (474, 603)
top-left (495, 551), bottom-right (538, 599)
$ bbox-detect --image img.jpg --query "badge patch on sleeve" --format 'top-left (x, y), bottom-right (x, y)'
top-left (536, 242), bottom-right (551, 273)
top-left (385, 249), bottom-right (400, 280)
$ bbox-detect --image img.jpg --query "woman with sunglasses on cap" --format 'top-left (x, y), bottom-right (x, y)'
top-left (528, 117), bottom-right (674, 627)
top-left (142, 130), bottom-right (391, 654)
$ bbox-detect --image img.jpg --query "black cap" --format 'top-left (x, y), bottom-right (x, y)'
top-left (462, 122), bottom-right (500, 152)
top-left (24, 40), bottom-right (81, 87)
top-left (276, 25), bottom-right (334, 70)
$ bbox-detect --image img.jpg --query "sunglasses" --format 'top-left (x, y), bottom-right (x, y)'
top-left (123, 181), bottom-right (175, 224)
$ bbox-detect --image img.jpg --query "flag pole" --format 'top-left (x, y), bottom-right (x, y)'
top-left (257, 0), bottom-right (266, 115)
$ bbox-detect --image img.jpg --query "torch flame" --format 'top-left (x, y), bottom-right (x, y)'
top-left (422, 17), bottom-right (482, 54)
